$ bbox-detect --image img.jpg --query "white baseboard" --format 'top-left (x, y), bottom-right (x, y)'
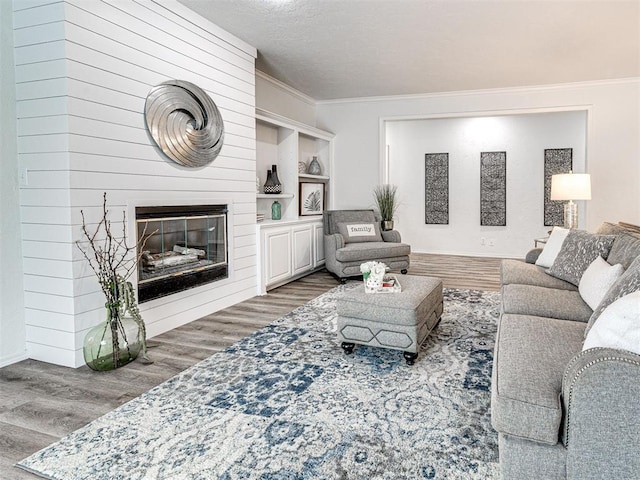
top-left (0, 351), bottom-right (28, 368)
top-left (410, 249), bottom-right (521, 259)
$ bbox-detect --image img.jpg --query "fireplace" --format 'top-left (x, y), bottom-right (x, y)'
top-left (136, 205), bottom-right (228, 303)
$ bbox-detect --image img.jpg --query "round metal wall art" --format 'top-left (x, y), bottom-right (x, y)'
top-left (144, 80), bottom-right (224, 168)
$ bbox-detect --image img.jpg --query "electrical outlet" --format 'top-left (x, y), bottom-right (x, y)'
top-left (481, 237), bottom-right (486, 246)
top-left (488, 239), bottom-right (495, 247)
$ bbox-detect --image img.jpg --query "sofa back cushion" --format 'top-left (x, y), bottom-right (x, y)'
top-left (547, 230), bottom-right (615, 286)
top-left (595, 222), bottom-right (626, 236)
top-left (337, 222), bottom-right (383, 243)
top-left (607, 232), bottom-right (640, 270)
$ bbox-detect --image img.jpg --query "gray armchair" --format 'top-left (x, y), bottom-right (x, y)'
top-left (323, 209), bottom-right (410, 283)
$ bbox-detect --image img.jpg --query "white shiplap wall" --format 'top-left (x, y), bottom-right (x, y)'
top-left (15, 0), bottom-right (258, 367)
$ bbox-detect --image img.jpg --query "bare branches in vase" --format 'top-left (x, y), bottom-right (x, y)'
top-left (76, 193), bottom-right (157, 370)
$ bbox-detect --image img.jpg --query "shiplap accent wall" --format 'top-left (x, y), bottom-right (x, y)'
top-left (14, 0), bottom-right (258, 367)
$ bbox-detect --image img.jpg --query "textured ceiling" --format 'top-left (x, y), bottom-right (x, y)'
top-left (179, 0), bottom-right (640, 101)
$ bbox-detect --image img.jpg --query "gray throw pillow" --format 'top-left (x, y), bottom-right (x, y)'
top-left (585, 254), bottom-right (640, 337)
top-left (337, 222), bottom-right (383, 243)
top-left (547, 230), bottom-right (615, 286)
top-left (607, 232), bottom-right (640, 270)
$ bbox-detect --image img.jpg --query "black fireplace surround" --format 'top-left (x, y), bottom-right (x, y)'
top-left (136, 205), bottom-right (228, 303)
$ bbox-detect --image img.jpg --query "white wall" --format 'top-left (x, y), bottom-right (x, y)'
top-left (386, 112), bottom-right (586, 257)
top-left (316, 80), bottom-right (640, 256)
top-left (0, 0), bottom-right (26, 367)
top-left (14, 0), bottom-right (258, 367)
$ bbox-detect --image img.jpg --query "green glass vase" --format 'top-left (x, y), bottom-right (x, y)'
top-left (83, 310), bottom-right (141, 371)
top-left (271, 200), bottom-right (282, 220)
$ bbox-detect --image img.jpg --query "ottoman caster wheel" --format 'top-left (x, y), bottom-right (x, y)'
top-left (341, 342), bottom-right (355, 355)
top-left (403, 351), bottom-right (418, 365)
top-left (340, 277), bottom-right (347, 284)
top-left (401, 269), bottom-right (408, 274)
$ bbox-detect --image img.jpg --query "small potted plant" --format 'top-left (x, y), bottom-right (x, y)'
top-left (373, 184), bottom-right (398, 231)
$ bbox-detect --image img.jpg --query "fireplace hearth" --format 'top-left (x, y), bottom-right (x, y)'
top-left (136, 205), bottom-right (228, 302)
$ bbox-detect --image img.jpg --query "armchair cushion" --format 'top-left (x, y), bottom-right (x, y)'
top-left (334, 242), bottom-right (411, 263)
top-left (336, 222), bottom-right (382, 243)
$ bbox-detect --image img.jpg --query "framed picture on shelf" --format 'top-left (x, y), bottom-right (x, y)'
top-left (299, 182), bottom-right (325, 216)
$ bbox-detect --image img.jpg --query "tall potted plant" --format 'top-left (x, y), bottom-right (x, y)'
top-left (77, 193), bottom-right (155, 371)
top-left (373, 184), bottom-right (398, 231)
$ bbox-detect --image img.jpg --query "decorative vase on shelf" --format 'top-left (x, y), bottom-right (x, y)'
top-left (263, 169), bottom-right (279, 194)
top-left (307, 156), bottom-right (322, 175)
top-left (271, 164), bottom-right (282, 193)
top-left (83, 309), bottom-right (141, 371)
top-left (298, 161), bottom-right (307, 174)
top-left (271, 200), bottom-right (282, 220)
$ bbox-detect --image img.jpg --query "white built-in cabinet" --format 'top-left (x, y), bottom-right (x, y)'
top-left (255, 109), bottom-right (334, 293)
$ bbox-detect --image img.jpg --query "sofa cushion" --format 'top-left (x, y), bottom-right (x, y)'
top-left (578, 256), bottom-right (624, 310)
top-left (335, 242), bottom-right (411, 263)
top-left (547, 230), bottom-right (615, 286)
top-left (586, 254), bottom-right (640, 335)
top-left (501, 284), bottom-right (592, 322)
top-left (535, 226), bottom-right (570, 268)
top-left (583, 291), bottom-right (640, 355)
top-left (501, 259), bottom-right (577, 291)
top-left (491, 313), bottom-right (586, 445)
top-left (595, 221), bottom-right (626, 236)
top-left (607, 232), bottom-right (640, 269)
top-left (337, 222), bottom-right (383, 243)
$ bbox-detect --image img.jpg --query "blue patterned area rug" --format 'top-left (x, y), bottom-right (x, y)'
top-left (18, 285), bottom-right (500, 479)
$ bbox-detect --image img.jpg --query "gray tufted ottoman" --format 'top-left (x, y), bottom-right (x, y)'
top-left (336, 275), bottom-right (443, 364)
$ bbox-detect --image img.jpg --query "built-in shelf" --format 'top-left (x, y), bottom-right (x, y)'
top-left (256, 193), bottom-right (295, 199)
top-left (298, 174), bottom-right (330, 181)
top-left (255, 109), bottom-right (333, 295)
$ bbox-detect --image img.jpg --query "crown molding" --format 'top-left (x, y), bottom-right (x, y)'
top-left (255, 70), bottom-right (316, 106)
top-left (316, 77), bottom-right (640, 105)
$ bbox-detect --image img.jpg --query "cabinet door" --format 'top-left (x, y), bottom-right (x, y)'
top-left (313, 223), bottom-right (325, 267)
top-left (292, 225), bottom-right (313, 275)
top-left (264, 227), bottom-right (292, 286)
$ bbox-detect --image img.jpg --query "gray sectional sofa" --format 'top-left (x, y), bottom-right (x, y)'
top-left (491, 222), bottom-right (640, 479)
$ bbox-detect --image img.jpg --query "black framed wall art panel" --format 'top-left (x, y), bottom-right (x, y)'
top-left (544, 148), bottom-right (573, 226)
top-left (480, 151), bottom-right (507, 226)
top-left (424, 153), bottom-right (449, 224)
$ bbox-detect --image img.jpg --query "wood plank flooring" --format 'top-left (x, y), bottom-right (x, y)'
top-left (0, 254), bottom-right (502, 479)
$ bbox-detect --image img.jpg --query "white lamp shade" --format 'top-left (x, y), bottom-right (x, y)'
top-left (550, 173), bottom-right (591, 201)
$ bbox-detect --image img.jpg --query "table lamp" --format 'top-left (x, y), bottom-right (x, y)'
top-left (550, 171), bottom-right (591, 229)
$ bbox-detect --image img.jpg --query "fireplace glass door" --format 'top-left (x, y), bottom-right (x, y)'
top-left (136, 205), bottom-right (228, 302)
